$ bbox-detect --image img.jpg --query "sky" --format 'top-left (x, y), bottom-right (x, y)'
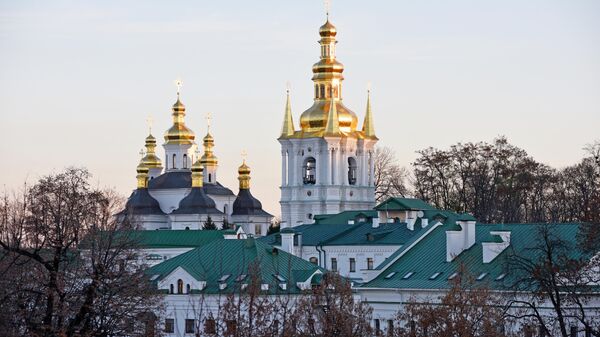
top-left (1, 0), bottom-right (599, 216)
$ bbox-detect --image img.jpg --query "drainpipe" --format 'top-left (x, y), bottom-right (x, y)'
top-left (320, 244), bottom-right (327, 269)
top-left (315, 244), bottom-right (323, 268)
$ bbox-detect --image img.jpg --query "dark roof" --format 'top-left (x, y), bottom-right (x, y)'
top-left (375, 197), bottom-right (436, 211)
top-left (148, 171), bottom-right (234, 196)
top-left (122, 188), bottom-right (164, 215)
top-left (148, 171), bottom-right (191, 189)
top-left (172, 187), bottom-right (224, 215)
top-left (146, 238), bottom-right (324, 294)
top-left (203, 182), bottom-right (235, 196)
top-left (232, 189), bottom-right (272, 217)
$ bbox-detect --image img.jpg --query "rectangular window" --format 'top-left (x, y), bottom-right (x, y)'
top-left (570, 326), bottom-right (578, 337)
top-left (164, 319), bottom-right (174, 333)
top-left (204, 319), bottom-right (216, 334)
top-left (367, 257), bottom-right (374, 270)
top-left (387, 320), bottom-right (394, 336)
top-left (349, 258), bottom-right (356, 272)
top-left (255, 224), bottom-right (262, 236)
top-left (331, 258), bottom-right (337, 271)
top-left (226, 320), bottom-right (237, 336)
top-left (185, 319), bottom-right (195, 333)
top-left (374, 319), bottom-right (381, 333)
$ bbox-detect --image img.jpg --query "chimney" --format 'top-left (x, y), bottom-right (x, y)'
top-left (482, 231), bottom-right (511, 263)
top-left (445, 214), bottom-right (477, 262)
top-left (421, 218), bottom-right (429, 228)
top-left (280, 228), bottom-right (295, 255)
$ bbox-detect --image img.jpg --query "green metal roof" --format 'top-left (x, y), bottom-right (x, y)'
top-left (363, 223), bottom-right (582, 291)
top-left (375, 198), bottom-right (436, 211)
top-left (145, 238), bottom-right (324, 294)
top-left (128, 230), bottom-right (224, 248)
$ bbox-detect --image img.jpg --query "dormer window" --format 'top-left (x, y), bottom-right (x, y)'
top-left (219, 274), bottom-right (231, 282)
top-left (495, 273), bottom-right (507, 281)
top-left (429, 272), bottom-right (442, 280)
top-left (448, 272), bottom-right (458, 280)
top-left (476, 272), bottom-right (488, 281)
top-left (385, 272), bottom-right (396, 279)
top-left (402, 272), bottom-right (414, 279)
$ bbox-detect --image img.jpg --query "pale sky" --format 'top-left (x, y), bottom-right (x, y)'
top-left (1, 0), bottom-right (599, 216)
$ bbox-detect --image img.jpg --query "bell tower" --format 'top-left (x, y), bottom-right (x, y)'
top-left (278, 18), bottom-right (378, 228)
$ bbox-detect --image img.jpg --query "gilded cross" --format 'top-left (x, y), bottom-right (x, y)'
top-left (146, 115), bottom-right (154, 133)
top-left (206, 112), bottom-right (212, 131)
top-left (324, 0), bottom-right (330, 19)
top-left (174, 78), bottom-right (183, 96)
top-left (241, 150), bottom-right (247, 163)
top-left (139, 148), bottom-right (145, 158)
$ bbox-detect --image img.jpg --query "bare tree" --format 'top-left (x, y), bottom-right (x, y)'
top-left (0, 168), bottom-right (161, 337)
top-left (505, 224), bottom-right (600, 337)
top-left (392, 267), bottom-right (512, 337)
top-left (289, 273), bottom-right (373, 337)
top-left (374, 146), bottom-right (409, 202)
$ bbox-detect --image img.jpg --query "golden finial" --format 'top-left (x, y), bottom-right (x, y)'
top-left (362, 84), bottom-right (377, 139)
top-left (191, 156), bottom-right (204, 188)
top-left (280, 83), bottom-right (295, 138)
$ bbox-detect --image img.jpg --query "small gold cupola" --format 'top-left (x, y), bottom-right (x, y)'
top-left (136, 159), bottom-right (149, 189)
top-left (142, 133), bottom-right (163, 170)
top-left (200, 113), bottom-right (219, 183)
top-left (191, 156), bottom-right (204, 188)
top-left (238, 155), bottom-right (251, 190)
top-left (164, 89), bottom-right (195, 145)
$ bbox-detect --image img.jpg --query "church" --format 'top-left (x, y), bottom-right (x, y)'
top-left (120, 87), bottom-right (273, 237)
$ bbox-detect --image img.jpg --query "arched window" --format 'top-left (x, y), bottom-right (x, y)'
top-left (172, 154), bottom-right (176, 169)
top-left (224, 204), bottom-right (228, 215)
top-left (208, 173), bottom-right (212, 183)
top-left (309, 257), bottom-right (318, 265)
top-left (348, 157), bottom-right (357, 185)
top-left (303, 157), bottom-right (316, 185)
top-left (183, 154), bottom-right (188, 168)
top-left (319, 84), bottom-right (325, 98)
top-left (186, 284), bottom-right (191, 293)
top-left (169, 284), bottom-right (174, 294)
top-left (177, 279), bottom-right (183, 294)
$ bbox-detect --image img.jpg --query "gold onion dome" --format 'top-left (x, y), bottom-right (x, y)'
top-left (298, 18), bottom-right (358, 135)
top-left (164, 95), bottom-right (195, 145)
top-left (238, 160), bottom-right (251, 190)
top-left (200, 132), bottom-right (218, 166)
top-left (141, 133), bottom-right (163, 169)
top-left (191, 158), bottom-right (204, 187)
top-left (136, 162), bottom-right (149, 189)
top-left (319, 20), bottom-right (337, 37)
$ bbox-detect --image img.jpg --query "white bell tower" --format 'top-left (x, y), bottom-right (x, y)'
top-left (278, 18), bottom-right (378, 228)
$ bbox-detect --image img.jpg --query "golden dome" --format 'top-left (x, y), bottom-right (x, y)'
top-left (319, 20), bottom-right (337, 37)
top-left (141, 133), bottom-right (163, 169)
top-left (191, 158), bottom-right (204, 187)
top-left (238, 160), bottom-right (251, 190)
top-left (136, 162), bottom-right (149, 188)
top-left (164, 96), bottom-right (195, 145)
top-left (299, 100), bottom-right (358, 134)
top-left (200, 132), bottom-right (218, 166)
